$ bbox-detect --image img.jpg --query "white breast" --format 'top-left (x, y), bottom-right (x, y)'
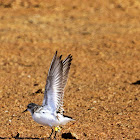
top-left (32, 111), bottom-right (60, 127)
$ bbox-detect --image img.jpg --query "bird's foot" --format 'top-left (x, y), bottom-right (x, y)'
top-left (53, 126), bottom-right (61, 139)
top-left (47, 136), bottom-right (52, 139)
top-left (55, 126), bottom-right (61, 132)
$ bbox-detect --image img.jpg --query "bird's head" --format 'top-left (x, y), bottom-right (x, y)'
top-left (23, 103), bottom-right (37, 115)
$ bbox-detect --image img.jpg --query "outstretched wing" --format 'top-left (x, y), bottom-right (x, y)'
top-left (57, 54), bottom-right (72, 114)
top-left (42, 51), bottom-right (72, 114)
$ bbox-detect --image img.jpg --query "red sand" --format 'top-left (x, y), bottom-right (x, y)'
top-left (0, 0), bottom-right (140, 139)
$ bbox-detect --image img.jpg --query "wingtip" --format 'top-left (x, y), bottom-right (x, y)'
top-left (55, 51), bottom-right (58, 55)
top-left (59, 55), bottom-right (62, 59)
top-left (69, 54), bottom-right (72, 59)
top-left (69, 54), bottom-right (73, 62)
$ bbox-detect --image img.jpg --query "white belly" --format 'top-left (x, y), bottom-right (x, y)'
top-left (32, 111), bottom-right (60, 127)
top-left (32, 111), bottom-right (73, 127)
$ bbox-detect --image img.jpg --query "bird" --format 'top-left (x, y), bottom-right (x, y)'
top-left (23, 51), bottom-right (73, 139)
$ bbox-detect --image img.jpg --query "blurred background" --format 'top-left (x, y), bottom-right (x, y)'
top-left (0, 0), bottom-right (140, 139)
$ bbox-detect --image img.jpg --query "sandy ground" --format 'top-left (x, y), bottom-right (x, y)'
top-left (0, 0), bottom-right (140, 139)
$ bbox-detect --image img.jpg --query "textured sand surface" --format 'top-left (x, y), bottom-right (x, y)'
top-left (0, 0), bottom-right (140, 139)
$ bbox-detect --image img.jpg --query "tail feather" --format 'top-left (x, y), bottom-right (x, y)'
top-left (60, 115), bottom-right (74, 125)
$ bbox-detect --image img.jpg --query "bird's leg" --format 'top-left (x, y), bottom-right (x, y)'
top-left (54, 130), bottom-right (57, 139)
top-left (48, 128), bottom-right (53, 139)
top-left (54, 126), bottom-right (61, 139)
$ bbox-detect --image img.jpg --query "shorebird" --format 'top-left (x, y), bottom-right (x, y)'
top-left (23, 51), bottom-right (73, 139)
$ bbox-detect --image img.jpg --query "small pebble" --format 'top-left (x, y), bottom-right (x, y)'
top-left (93, 100), bottom-right (97, 103)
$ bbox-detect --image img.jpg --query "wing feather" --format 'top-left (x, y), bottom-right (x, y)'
top-left (57, 54), bottom-right (72, 114)
top-left (42, 51), bottom-right (72, 114)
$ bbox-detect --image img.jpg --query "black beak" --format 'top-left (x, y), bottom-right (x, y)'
top-left (22, 109), bottom-right (28, 113)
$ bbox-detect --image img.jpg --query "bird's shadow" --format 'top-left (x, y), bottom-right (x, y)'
top-left (0, 133), bottom-right (43, 139)
top-left (0, 132), bottom-right (77, 139)
top-left (131, 80), bottom-right (140, 85)
top-left (62, 133), bottom-right (77, 139)
top-left (0, 137), bottom-right (55, 139)
top-left (0, 137), bottom-right (40, 139)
